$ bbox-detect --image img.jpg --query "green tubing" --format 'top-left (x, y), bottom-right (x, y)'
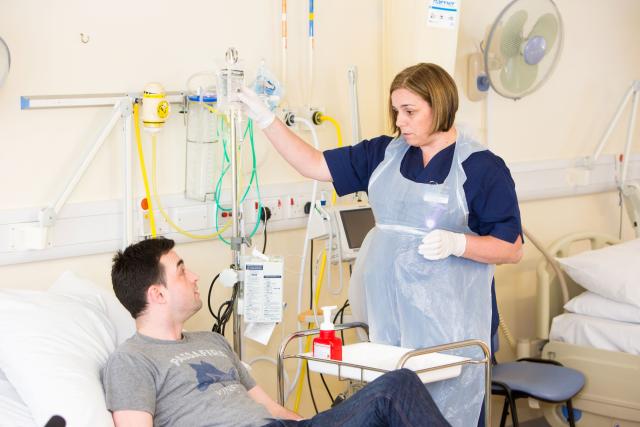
top-left (213, 117), bottom-right (263, 245)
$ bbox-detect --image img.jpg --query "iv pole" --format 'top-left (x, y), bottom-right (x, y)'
top-left (230, 105), bottom-right (245, 357)
top-left (589, 80), bottom-right (640, 237)
top-left (223, 48), bottom-right (250, 358)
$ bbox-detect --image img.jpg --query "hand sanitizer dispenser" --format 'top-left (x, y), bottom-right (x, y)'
top-left (312, 306), bottom-right (343, 361)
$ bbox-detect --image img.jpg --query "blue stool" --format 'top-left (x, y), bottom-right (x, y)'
top-left (491, 358), bottom-right (585, 427)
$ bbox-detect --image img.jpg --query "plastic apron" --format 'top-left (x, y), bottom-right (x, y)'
top-left (349, 133), bottom-right (494, 427)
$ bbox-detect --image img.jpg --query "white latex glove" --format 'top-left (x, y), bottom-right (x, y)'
top-left (237, 87), bottom-right (275, 129)
top-left (418, 229), bottom-right (467, 260)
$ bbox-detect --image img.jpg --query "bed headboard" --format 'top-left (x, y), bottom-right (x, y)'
top-left (535, 232), bottom-right (620, 340)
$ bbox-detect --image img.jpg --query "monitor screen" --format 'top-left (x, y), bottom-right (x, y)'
top-left (339, 208), bottom-right (376, 249)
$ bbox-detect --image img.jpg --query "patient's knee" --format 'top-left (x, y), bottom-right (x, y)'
top-left (384, 368), bottom-right (420, 388)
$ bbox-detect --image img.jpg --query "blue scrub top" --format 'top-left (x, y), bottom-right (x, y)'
top-left (323, 135), bottom-right (523, 352)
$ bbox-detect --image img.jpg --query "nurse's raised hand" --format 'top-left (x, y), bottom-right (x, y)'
top-left (237, 87), bottom-right (275, 129)
top-left (418, 229), bottom-right (467, 260)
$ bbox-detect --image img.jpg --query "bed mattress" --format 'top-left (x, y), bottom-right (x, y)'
top-left (549, 313), bottom-right (640, 355)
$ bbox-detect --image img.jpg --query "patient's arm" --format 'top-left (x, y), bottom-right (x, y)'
top-left (112, 410), bottom-right (153, 427)
top-left (248, 385), bottom-right (304, 421)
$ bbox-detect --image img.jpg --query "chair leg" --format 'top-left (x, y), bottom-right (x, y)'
top-left (507, 392), bottom-right (519, 427)
top-left (566, 399), bottom-right (576, 427)
top-left (499, 397), bottom-right (509, 427)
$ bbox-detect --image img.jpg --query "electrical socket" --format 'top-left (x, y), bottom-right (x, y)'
top-left (244, 200), bottom-right (261, 224)
top-left (286, 195), bottom-right (310, 219)
top-left (261, 197), bottom-right (285, 221)
top-left (215, 204), bottom-right (234, 228)
top-left (139, 210), bottom-right (170, 237)
top-left (172, 205), bottom-right (209, 231)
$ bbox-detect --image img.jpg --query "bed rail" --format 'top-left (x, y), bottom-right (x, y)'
top-left (535, 231), bottom-right (620, 339)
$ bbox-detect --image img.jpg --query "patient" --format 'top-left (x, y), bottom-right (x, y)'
top-left (102, 237), bottom-right (451, 427)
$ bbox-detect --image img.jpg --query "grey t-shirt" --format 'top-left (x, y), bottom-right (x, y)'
top-left (102, 331), bottom-right (273, 427)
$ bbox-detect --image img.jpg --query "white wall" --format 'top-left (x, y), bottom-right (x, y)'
top-left (0, 0), bottom-right (386, 208)
top-left (1, 0), bottom-right (639, 420)
top-left (0, 0), bottom-right (384, 416)
top-left (455, 0), bottom-right (640, 357)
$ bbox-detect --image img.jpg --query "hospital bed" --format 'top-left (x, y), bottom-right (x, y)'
top-left (0, 272), bottom-right (492, 426)
top-left (0, 272), bottom-right (136, 427)
top-left (535, 232), bottom-right (640, 427)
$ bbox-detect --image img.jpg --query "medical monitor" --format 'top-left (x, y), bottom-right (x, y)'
top-left (333, 206), bottom-right (375, 261)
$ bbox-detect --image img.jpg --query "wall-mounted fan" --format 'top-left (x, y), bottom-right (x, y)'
top-left (467, 0), bottom-right (563, 101)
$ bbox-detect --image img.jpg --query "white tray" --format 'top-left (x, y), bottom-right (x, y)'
top-left (305, 342), bottom-right (467, 384)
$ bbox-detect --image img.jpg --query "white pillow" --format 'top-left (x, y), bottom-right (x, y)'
top-left (49, 271), bottom-right (135, 345)
top-left (565, 291), bottom-right (640, 323)
top-left (556, 238), bottom-right (640, 307)
top-left (0, 290), bottom-right (116, 427)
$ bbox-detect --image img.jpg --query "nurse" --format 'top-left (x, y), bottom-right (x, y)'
top-left (239, 63), bottom-right (523, 426)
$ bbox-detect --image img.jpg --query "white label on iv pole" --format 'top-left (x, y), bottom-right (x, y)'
top-left (427, 0), bottom-right (459, 29)
top-left (243, 260), bottom-right (283, 323)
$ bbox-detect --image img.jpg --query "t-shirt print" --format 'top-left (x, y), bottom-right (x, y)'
top-left (189, 360), bottom-right (238, 391)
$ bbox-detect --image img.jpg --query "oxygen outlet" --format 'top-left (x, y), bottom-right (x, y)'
top-left (282, 110), bottom-right (296, 127)
top-left (311, 110), bottom-right (323, 125)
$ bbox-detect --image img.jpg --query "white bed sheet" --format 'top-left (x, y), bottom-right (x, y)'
top-left (0, 371), bottom-right (36, 427)
top-left (550, 313), bottom-right (640, 355)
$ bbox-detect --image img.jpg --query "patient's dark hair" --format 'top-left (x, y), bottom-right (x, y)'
top-left (111, 237), bottom-right (175, 318)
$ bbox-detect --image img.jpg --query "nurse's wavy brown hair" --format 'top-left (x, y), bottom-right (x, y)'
top-left (388, 63), bottom-right (458, 136)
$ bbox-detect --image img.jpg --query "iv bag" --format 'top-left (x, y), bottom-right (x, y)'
top-left (251, 61), bottom-right (283, 112)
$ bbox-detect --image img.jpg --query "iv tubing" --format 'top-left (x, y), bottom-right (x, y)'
top-left (203, 103), bottom-right (231, 127)
top-left (288, 117), bottom-right (320, 399)
top-left (214, 119), bottom-right (263, 244)
top-left (215, 120), bottom-right (256, 212)
top-left (307, 0), bottom-right (315, 104)
top-left (281, 0), bottom-right (288, 89)
top-left (316, 204), bottom-right (342, 296)
top-left (326, 206), bottom-right (345, 296)
top-left (333, 226), bottom-right (345, 296)
top-left (326, 209), bottom-right (333, 295)
top-left (319, 114), bottom-right (343, 205)
top-left (347, 67), bottom-right (362, 146)
top-left (133, 103), bottom-right (157, 237)
top-left (293, 248), bottom-right (327, 412)
top-left (150, 135), bottom-right (231, 239)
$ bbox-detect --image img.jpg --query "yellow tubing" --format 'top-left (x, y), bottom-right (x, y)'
top-left (150, 136), bottom-right (231, 239)
top-left (319, 115), bottom-right (343, 205)
top-left (293, 248), bottom-right (328, 412)
top-left (203, 103), bottom-right (219, 115)
top-left (204, 103), bottom-right (230, 126)
top-left (133, 103), bottom-right (157, 237)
